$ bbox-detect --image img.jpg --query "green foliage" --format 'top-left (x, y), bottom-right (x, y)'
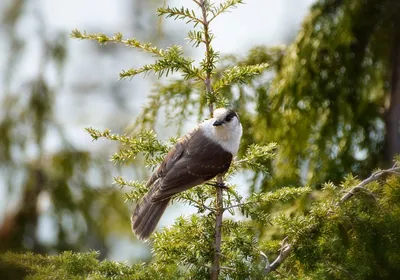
top-left (2, 251), bottom-right (179, 280)
top-left (0, 4), bottom-right (132, 278)
top-left (233, 143), bottom-right (277, 172)
top-left (213, 63), bottom-right (269, 92)
top-left (85, 128), bottom-right (170, 168)
top-left (3, 180), bottom-right (310, 279)
top-left (5, 0), bottom-right (400, 279)
top-left (71, 30), bottom-right (164, 56)
top-left (237, 0), bottom-right (399, 189)
top-left (240, 186), bottom-right (312, 223)
top-left (157, 6), bottom-right (202, 26)
top-left (271, 169), bottom-right (400, 279)
top-left (120, 45), bottom-right (201, 80)
top-left (8, 169), bottom-right (400, 279)
top-left (206, 0), bottom-right (244, 22)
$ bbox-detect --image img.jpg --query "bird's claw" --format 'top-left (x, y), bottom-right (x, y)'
top-left (207, 182), bottom-right (228, 189)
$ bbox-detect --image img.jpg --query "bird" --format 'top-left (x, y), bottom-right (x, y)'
top-left (131, 108), bottom-right (243, 240)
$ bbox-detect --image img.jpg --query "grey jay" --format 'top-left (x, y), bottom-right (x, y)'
top-left (131, 108), bottom-right (242, 239)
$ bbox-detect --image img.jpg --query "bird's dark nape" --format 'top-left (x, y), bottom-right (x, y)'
top-left (131, 185), bottom-right (170, 240)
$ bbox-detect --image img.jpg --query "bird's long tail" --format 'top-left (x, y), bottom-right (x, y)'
top-left (131, 184), bottom-right (170, 240)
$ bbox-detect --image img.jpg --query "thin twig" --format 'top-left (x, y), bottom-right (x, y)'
top-left (223, 202), bottom-right (248, 211)
top-left (211, 175), bottom-right (224, 280)
top-left (195, 1), bottom-right (223, 279)
top-left (337, 166), bottom-right (400, 206)
top-left (198, 0), bottom-right (214, 114)
top-left (192, 0), bottom-right (201, 6)
top-left (183, 196), bottom-right (215, 212)
top-left (264, 237), bottom-right (292, 274)
top-left (260, 251), bottom-right (270, 267)
top-left (386, 170), bottom-right (400, 176)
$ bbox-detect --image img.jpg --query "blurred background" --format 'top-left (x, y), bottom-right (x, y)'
top-left (0, 0), bottom-right (315, 274)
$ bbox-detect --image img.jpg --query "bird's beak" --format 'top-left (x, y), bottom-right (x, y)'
top-left (213, 120), bottom-right (223, 126)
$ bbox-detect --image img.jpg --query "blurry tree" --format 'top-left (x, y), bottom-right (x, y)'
top-left (0, 0), bottom-right (163, 278)
top-left (2, 0), bottom-right (400, 280)
top-left (235, 0), bottom-right (400, 189)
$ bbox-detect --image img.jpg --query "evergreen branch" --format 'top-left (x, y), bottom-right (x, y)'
top-left (119, 45), bottom-right (203, 80)
top-left (113, 177), bottom-right (148, 202)
top-left (223, 203), bottom-right (245, 211)
top-left (198, 0), bottom-right (215, 114)
top-left (85, 127), bottom-right (167, 150)
top-left (264, 164), bottom-right (400, 275)
top-left (192, 0), bottom-right (201, 6)
top-left (337, 165), bottom-right (400, 205)
top-left (255, 186), bottom-right (312, 204)
top-left (224, 187), bottom-right (312, 212)
top-left (72, 30), bottom-right (204, 81)
top-left (114, 176), bottom-right (145, 189)
top-left (179, 195), bottom-right (215, 212)
top-left (70, 30), bottom-right (164, 56)
top-left (208, 0), bottom-right (245, 23)
top-left (2, 251), bottom-right (167, 278)
top-left (175, 183), bottom-right (217, 212)
top-left (213, 63), bottom-right (269, 92)
top-left (187, 30), bottom-right (205, 47)
top-left (85, 127), bottom-right (133, 143)
top-left (196, 1), bottom-right (223, 276)
top-left (262, 237), bottom-right (292, 274)
top-left (85, 128), bottom-right (169, 165)
top-left (193, 2), bottom-right (232, 278)
top-left (157, 6), bottom-right (203, 26)
top-left (211, 176), bottom-right (224, 280)
top-left (226, 186), bottom-right (311, 223)
top-left (233, 143), bottom-right (277, 172)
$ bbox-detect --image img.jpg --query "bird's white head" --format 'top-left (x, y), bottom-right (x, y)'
top-left (201, 108), bottom-right (243, 155)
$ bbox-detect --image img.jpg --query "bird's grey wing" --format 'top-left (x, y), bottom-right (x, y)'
top-left (152, 129), bottom-right (233, 202)
top-left (146, 138), bottom-right (185, 188)
top-left (186, 131), bottom-right (233, 178)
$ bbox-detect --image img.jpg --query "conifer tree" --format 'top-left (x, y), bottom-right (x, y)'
top-left (0, 1), bottom-right (137, 278)
top-left (3, 1), bottom-right (400, 279)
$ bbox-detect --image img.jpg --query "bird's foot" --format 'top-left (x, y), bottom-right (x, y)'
top-left (207, 182), bottom-right (228, 189)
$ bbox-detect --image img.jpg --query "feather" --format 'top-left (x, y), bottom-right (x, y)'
top-left (131, 108), bottom-right (241, 239)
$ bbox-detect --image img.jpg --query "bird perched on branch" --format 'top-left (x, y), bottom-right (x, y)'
top-left (131, 108), bottom-right (243, 240)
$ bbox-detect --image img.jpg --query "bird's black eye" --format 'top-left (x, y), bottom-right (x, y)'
top-left (225, 112), bottom-right (235, 122)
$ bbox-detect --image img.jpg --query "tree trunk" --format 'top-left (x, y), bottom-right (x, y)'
top-left (384, 25), bottom-right (400, 164)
